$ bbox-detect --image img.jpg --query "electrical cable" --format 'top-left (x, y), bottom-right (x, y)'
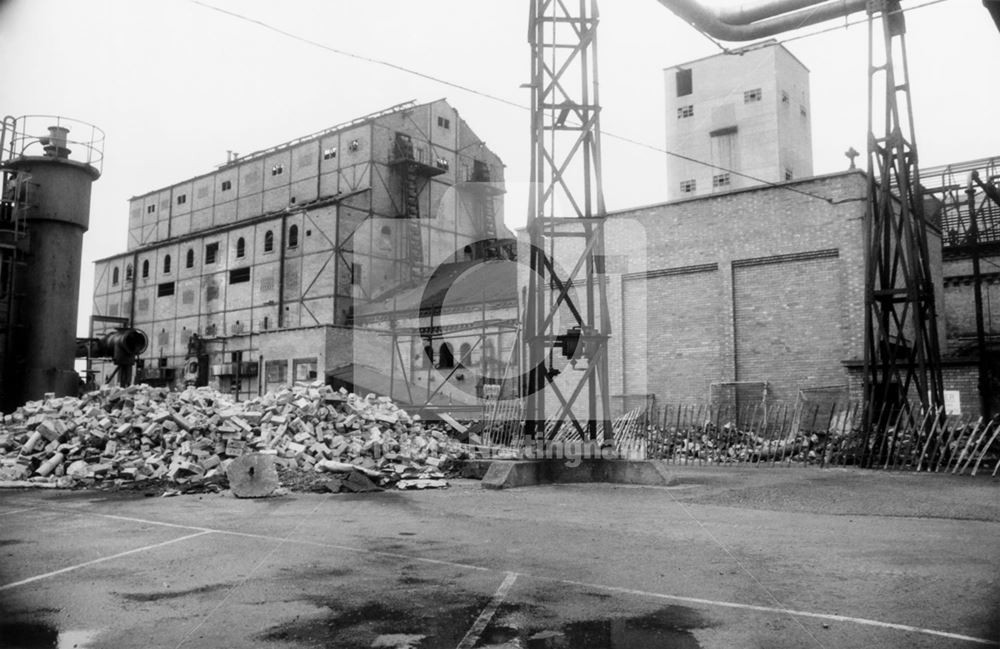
top-left (188, 0), bottom-right (948, 207)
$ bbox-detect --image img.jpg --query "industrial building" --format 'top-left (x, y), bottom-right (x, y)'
top-left (664, 40), bottom-right (813, 200)
top-left (90, 99), bottom-right (513, 404)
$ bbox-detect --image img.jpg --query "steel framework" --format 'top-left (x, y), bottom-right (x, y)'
top-left (524, 0), bottom-right (614, 442)
top-left (861, 0), bottom-right (943, 447)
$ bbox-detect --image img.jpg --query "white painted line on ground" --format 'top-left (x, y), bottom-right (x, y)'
top-left (0, 507), bottom-right (34, 516)
top-left (0, 531), bottom-right (212, 591)
top-left (9, 502), bottom-right (997, 646)
top-left (456, 572), bottom-right (518, 649)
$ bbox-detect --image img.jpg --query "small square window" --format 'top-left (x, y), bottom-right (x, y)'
top-left (221, 180), bottom-right (232, 191)
top-left (176, 194), bottom-right (187, 205)
top-left (784, 168), bottom-right (793, 181)
top-left (677, 105), bottom-right (694, 119)
top-left (271, 164), bottom-right (284, 176)
top-left (146, 204), bottom-right (156, 214)
top-left (349, 139), bottom-right (360, 152)
top-left (680, 179), bottom-right (696, 193)
top-left (744, 88), bottom-right (762, 103)
top-left (437, 116), bottom-right (451, 129)
top-left (323, 147), bottom-right (337, 160)
top-left (712, 173), bottom-right (731, 188)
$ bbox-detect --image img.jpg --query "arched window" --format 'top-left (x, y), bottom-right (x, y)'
top-left (264, 230), bottom-right (274, 252)
top-left (236, 237), bottom-right (246, 258)
top-left (112, 267), bottom-right (120, 285)
top-left (459, 342), bottom-right (472, 367)
top-left (186, 248), bottom-right (194, 268)
top-left (142, 260), bottom-right (149, 278)
top-left (288, 225), bottom-right (299, 248)
top-left (463, 244), bottom-right (473, 260)
top-left (125, 264), bottom-right (133, 282)
top-left (438, 343), bottom-right (455, 369)
top-left (163, 254), bottom-right (171, 274)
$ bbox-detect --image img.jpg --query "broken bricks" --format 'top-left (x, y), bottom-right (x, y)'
top-left (0, 381), bottom-right (466, 492)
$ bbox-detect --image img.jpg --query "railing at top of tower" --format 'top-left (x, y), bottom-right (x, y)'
top-left (0, 115), bottom-right (105, 174)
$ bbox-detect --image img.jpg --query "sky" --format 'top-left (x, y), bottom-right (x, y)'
top-left (0, 0), bottom-right (997, 337)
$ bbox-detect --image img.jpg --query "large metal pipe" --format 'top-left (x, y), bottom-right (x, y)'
top-left (656, 0), bottom-right (868, 41)
top-left (76, 328), bottom-right (149, 362)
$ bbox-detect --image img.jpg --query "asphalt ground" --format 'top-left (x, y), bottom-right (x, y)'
top-left (0, 466), bottom-right (998, 649)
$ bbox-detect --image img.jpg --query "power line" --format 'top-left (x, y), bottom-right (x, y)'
top-left (189, 0), bottom-right (946, 207)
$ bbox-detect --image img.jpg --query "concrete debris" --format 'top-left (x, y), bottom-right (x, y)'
top-left (0, 381), bottom-right (468, 492)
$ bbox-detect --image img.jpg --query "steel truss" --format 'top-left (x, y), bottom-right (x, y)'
top-left (524, 0), bottom-right (613, 442)
top-left (862, 0), bottom-right (943, 450)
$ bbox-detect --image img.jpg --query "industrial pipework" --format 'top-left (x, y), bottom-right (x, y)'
top-left (0, 115), bottom-right (104, 409)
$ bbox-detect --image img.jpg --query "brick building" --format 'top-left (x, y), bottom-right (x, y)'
top-left (91, 99), bottom-right (511, 401)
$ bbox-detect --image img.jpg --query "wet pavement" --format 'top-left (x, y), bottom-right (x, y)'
top-left (0, 466), bottom-right (998, 649)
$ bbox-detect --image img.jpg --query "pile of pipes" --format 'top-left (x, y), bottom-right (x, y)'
top-left (0, 382), bottom-right (467, 491)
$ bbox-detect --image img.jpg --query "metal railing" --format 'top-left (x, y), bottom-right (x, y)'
top-left (1, 115), bottom-right (105, 173)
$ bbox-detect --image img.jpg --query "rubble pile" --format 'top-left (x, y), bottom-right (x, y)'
top-left (0, 382), bottom-right (469, 492)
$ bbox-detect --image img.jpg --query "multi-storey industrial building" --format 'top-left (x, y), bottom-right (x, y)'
top-left (664, 40), bottom-right (813, 201)
top-left (91, 99), bottom-right (512, 401)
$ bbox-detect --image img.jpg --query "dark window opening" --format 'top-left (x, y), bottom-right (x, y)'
top-left (459, 343), bottom-right (472, 367)
top-left (288, 225), bottom-right (298, 248)
top-left (125, 264), bottom-right (133, 282)
top-left (680, 179), bottom-right (696, 193)
top-left (351, 262), bottom-right (361, 285)
top-left (784, 168), bottom-right (794, 181)
top-left (186, 248), bottom-right (194, 268)
top-left (163, 254), bottom-right (171, 274)
top-left (221, 180), bottom-right (232, 191)
top-left (676, 68), bottom-right (692, 97)
top-left (712, 173), bottom-right (732, 188)
top-left (271, 164), bottom-right (284, 176)
top-left (146, 204), bottom-right (155, 214)
top-left (229, 267), bottom-right (251, 284)
top-left (205, 242), bottom-right (219, 264)
top-left (438, 343), bottom-right (454, 369)
top-left (744, 88), bottom-right (762, 103)
top-left (236, 237), bottom-right (246, 258)
top-left (112, 267), bottom-right (120, 285)
top-left (677, 105), bottom-right (694, 119)
top-left (264, 230), bottom-right (274, 252)
top-left (157, 281), bottom-right (175, 297)
top-left (141, 260), bottom-right (149, 278)
top-left (176, 194), bottom-right (187, 205)
top-left (349, 139), bottom-right (360, 152)
top-left (323, 147), bottom-right (337, 160)
top-left (437, 116), bottom-right (451, 129)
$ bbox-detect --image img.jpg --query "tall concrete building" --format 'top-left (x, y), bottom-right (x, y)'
top-left (91, 99), bottom-right (513, 400)
top-left (664, 40), bottom-right (813, 200)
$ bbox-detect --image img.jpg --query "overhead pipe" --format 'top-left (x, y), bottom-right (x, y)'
top-left (656, 0), bottom-right (869, 41)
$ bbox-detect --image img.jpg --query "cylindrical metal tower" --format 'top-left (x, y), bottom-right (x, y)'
top-left (0, 116), bottom-right (103, 409)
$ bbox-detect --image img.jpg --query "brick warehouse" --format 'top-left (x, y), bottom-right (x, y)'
top-left (90, 99), bottom-right (512, 401)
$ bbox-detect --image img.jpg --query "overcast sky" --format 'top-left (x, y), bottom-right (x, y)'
top-left (0, 0), bottom-right (997, 336)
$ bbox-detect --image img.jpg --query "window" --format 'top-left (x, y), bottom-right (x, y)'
top-left (712, 173), bottom-right (731, 188)
top-left (141, 260), bottom-right (149, 278)
top-left (221, 180), bottom-right (232, 191)
top-left (163, 254), bottom-right (171, 274)
top-left (293, 358), bottom-right (318, 382)
top-left (784, 168), bottom-right (794, 181)
top-left (177, 194), bottom-right (187, 205)
top-left (677, 105), bottom-right (694, 119)
top-left (205, 242), bottom-right (219, 264)
top-left (157, 281), bottom-right (175, 297)
top-left (437, 116), bottom-right (451, 129)
top-left (125, 264), bottom-right (133, 282)
top-left (351, 262), bottom-right (361, 285)
top-left (229, 267), bottom-right (250, 284)
top-left (264, 230), bottom-right (274, 252)
top-left (186, 248), bottom-right (194, 268)
top-left (265, 360), bottom-right (287, 384)
top-left (288, 225), bottom-right (298, 248)
top-left (435, 157), bottom-right (450, 170)
top-left (236, 237), bottom-right (246, 258)
top-left (137, 298), bottom-right (149, 313)
top-left (744, 88), bottom-right (762, 103)
top-left (675, 68), bottom-right (692, 97)
top-left (459, 343), bottom-right (472, 366)
top-left (146, 204), bottom-right (155, 214)
top-left (438, 343), bottom-right (455, 369)
top-left (781, 90), bottom-right (790, 104)
top-left (271, 164), bottom-right (284, 176)
top-left (680, 179), bottom-right (697, 194)
top-left (380, 225), bottom-right (391, 236)
top-left (182, 290), bottom-right (195, 305)
top-left (323, 147), bottom-right (337, 160)
top-left (112, 267), bottom-right (120, 286)
top-left (349, 139), bottom-right (360, 152)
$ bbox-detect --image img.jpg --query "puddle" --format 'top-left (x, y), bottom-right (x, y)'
top-left (118, 582), bottom-right (234, 602)
top-left (0, 623), bottom-right (100, 648)
top-left (479, 605), bottom-right (706, 649)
